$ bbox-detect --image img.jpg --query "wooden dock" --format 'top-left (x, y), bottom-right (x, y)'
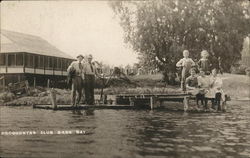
top-left (33, 93), bottom-right (196, 111)
top-left (33, 104), bottom-right (140, 110)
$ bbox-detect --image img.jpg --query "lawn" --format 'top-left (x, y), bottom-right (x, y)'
top-left (220, 73), bottom-right (250, 100)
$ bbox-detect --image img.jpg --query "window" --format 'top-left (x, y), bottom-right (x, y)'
top-left (26, 54), bottom-right (34, 67)
top-left (57, 58), bottom-right (62, 70)
top-left (16, 53), bottom-right (23, 66)
top-left (39, 56), bottom-right (44, 68)
top-left (0, 54), bottom-right (5, 66)
top-left (49, 57), bottom-right (53, 69)
top-left (34, 55), bottom-right (38, 68)
top-left (53, 57), bottom-right (57, 69)
top-left (45, 56), bottom-right (49, 68)
top-left (62, 59), bottom-right (68, 71)
top-left (8, 54), bottom-right (15, 66)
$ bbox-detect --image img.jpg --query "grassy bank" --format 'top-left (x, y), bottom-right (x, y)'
top-left (220, 74), bottom-right (250, 100)
top-left (1, 73), bottom-right (249, 106)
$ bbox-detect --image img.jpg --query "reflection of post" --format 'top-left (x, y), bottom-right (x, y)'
top-left (3, 76), bottom-right (5, 87)
top-left (33, 77), bottom-right (36, 88)
top-left (50, 88), bottom-right (57, 109)
top-left (47, 79), bottom-right (50, 88)
top-left (150, 96), bottom-right (154, 110)
top-left (183, 96), bottom-right (189, 112)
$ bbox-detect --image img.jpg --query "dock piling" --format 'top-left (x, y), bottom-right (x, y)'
top-left (49, 88), bottom-right (57, 109)
top-left (129, 97), bottom-right (135, 106)
top-left (150, 96), bottom-right (159, 110)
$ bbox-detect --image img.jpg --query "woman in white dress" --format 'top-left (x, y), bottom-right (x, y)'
top-left (206, 69), bottom-right (225, 110)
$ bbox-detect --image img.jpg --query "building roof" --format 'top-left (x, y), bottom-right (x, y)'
top-left (0, 29), bottom-right (73, 59)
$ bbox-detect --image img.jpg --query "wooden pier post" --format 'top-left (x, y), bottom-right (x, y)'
top-left (150, 96), bottom-right (160, 110)
top-left (129, 97), bottom-right (134, 106)
top-left (49, 88), bottom-right (57, 109)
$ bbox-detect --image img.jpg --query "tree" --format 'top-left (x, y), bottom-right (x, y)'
top-left (109, 0), bottom-right (250, 83)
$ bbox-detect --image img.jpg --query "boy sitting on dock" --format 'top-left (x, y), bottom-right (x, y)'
top-left (176, 50), bottom-right (195, 91)
top-left (185, 68), bottom-right (201, 109)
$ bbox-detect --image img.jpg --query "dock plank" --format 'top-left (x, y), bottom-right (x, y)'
top-left (33, 104), bottom-right (144, 110)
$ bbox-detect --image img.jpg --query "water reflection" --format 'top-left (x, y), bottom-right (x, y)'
top-left (0, 101), bottom-right (250, 158)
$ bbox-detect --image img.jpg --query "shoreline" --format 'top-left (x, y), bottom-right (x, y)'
top-left (1, 73), bottom-right (249, 106)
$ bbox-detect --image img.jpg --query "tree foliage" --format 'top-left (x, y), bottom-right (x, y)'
top-left (109, 0), bottom-right (250, 75)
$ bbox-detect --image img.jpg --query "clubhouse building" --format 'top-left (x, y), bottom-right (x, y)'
top-left (0, 30), bottom-right (74, 88)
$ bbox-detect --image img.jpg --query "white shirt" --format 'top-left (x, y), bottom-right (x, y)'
top-left (67, 61), bottom-right (84, 75)
top-left (206, 76), bottom-right (225, 99)
top-left (176, 58), bottom-right (195, 68)
top-left (84, 62), bottom-right (97, 75)
top-left (197, 76), bottom-right (210, 88)
top-left (210, 76), bottom-right (223, 93)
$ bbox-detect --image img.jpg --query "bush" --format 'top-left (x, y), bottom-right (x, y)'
top-left (231, 65), bottom-right (247, 75)
top-left (0, 92), bottom-right (15, 103)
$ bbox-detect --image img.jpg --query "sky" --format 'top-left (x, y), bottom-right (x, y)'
top-left (1, 1), bottom-right (138, 66)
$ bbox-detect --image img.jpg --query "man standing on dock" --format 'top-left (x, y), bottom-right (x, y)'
top-left (67, 54), bottom-right (85, 107)
top-left (84, 54), bottom-right (98, 105)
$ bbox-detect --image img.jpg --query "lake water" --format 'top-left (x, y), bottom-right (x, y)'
top-left (1, 101), bottom-right (250, 158)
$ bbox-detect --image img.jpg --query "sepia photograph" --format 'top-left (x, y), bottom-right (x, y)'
top-left (0, 0), bottom-right (250, 158)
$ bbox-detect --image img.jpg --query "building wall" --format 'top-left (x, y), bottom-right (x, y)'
top-left (0, 52), bottom-right (74, 89)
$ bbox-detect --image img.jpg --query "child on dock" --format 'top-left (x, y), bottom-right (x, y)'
top-left (197, 69), bottom-right (211, 110)
top-left (197, 50), bottom-right (212, 75)
top-left (176, 50), bottom-right (195, 91)
top-left (206, 68), bottom-right (225, 111)
top-left (186, 68), bottom-right (198, 94)
top-left (185, 68), bottom-right (200, 109)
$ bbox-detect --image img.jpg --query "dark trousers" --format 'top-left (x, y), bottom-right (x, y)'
top-left (71, 76), bottom-right (83, 106)
top-left (85, 74), bottom-right (95, 105)
top-left (212, 93), bottom-right (222, 110)
top-left (196, 93), bottom-right (205, 106)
